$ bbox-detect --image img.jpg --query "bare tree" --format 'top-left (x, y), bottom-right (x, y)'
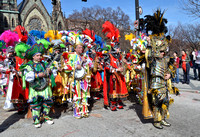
top-left (67, 6), bottom-right (133, 51)
top-left (180, 0), bottom-right (200, 18)
top-left (168, 22), bottom-right (200, 56)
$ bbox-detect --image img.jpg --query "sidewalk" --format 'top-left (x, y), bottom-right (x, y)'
top-left (174, 68), bottom-right (200, 93)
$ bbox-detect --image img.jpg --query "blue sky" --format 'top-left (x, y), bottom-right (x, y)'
top-left (17, 0), bottom-right (198, 27)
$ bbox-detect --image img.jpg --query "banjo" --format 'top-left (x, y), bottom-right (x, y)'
top-left (30, 53), bottom-right (61, 91)
top-left (71, 55), bottom-right (86, 80)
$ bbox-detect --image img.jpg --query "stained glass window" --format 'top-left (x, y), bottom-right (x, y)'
top-left (29, 18), bottom-right (42, 30)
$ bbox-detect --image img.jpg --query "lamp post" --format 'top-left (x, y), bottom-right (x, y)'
top-left (135, 0), bottom-right (139, 36)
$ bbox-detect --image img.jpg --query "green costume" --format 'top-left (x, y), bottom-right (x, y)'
top-left (19, 43), bottom-right (56, 126)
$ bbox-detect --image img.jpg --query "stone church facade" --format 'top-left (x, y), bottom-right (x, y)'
top-left (0, 0), bottom-right (66, 33)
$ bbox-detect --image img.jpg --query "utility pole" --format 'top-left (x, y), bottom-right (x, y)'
top-left (135, 0), bottom-right (139, 36)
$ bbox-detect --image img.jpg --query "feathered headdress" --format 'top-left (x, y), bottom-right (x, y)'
top-left (14, 25), bottom-right (28, 43)
top-left (29, 30), bottom-right (46, 40)
top-left (63, 31), bottom-right (93, 49)
top-left (144, 9), bottom-right (168, 35)
top-left (15, 42), bottom-right (30, 59)
top-left (0, 30), bottom-right (19, 47)
top-left (36, 39), bottom-right (51, 49)
top-left (130, 33), bottom-right (148, 51)
top-left (95, 35), bottom-right (104, 48)
top-left (45, 30), bottom-right (62, 42)
top-left (82, 29), bottom-right (95, 42)
top-left (102, 21), bottom-right (120, 46)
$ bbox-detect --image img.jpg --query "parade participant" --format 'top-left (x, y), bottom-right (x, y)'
top-left (64, 34), bottom-right (93, 119)
top-left (52, 44), bottom-right (67, 104)
top-left (83, 29), bottom-right (103, 100)
top-left (147, 36), bottom-right (176, 129)
top-left (0, 30), bottom-right (19, 110)
top-left (11, 26), bottom-right (29, 113)
top-left (20, 43), bottom-right (57, 128)
top-left (0, 42), bottom-right (7, 96)
top-left (102, 21), bottom-right (129, 111)
top-left (11, 42), bottom-right (29, 114)
top-left (90, 47), bottom-right (103, 100)
top-left (3, 46), bottom-right (16, 110)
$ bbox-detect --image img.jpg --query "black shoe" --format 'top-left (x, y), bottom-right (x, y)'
top-left (186, 82), bottom-right (190, 84)
top-left (182, 82), bottom-right (186, 84)
top-left (194, 78), bottom-right (197, 80)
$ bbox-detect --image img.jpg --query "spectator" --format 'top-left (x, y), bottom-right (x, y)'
top-left (192, 48), bottom-right (198, 79)
top-left (181, 50), bottom-right (190, 84)
top-left (173, 51), bottom-right (180, 83)
top-left (195, 50), bottom-right (200, 81)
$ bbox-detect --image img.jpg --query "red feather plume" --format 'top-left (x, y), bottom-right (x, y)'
top-left (82, 29), bottom-right (95, 42)
top-left (102, 21), bottom-right (119, 42)
top-left (14, 25), bottom-right (28, 43)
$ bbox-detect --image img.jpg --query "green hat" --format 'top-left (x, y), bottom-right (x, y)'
top-left (25, 43), bottom-right (45, 59)
top-left (15, 42), bottom-right (30, 59)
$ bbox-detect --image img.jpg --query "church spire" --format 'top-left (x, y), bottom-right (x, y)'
top-left (52, 0), bottom-right (63, 30)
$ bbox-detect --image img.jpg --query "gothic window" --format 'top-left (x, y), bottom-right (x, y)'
top-left (4, 17), bottom-right (8, 28)
top-left (29, 18), bottom-right (42, 30)
top-left (58, 21), bottom-right (62, 31)
top-left (12, 18), bottom-right (15, 28)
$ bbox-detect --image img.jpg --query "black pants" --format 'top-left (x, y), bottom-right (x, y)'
top-left (197, 64), bottom-right (200, 80)
top-left (183, 63), bottom-right (190, 83)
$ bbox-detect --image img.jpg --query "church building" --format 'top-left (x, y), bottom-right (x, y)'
top-left (0, 0), bottom-right (66, 33)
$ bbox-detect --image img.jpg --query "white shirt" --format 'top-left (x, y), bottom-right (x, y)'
top-left (192, 51), bottom-right (197, 61)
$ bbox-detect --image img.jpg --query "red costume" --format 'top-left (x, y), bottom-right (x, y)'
top-left (103, 53), bottom-right (128, 110)
top-left (11, 56), bottom-right (29, 112)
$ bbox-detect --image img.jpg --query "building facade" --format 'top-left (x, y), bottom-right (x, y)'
top-left (0, 0), bottom-right (66, 33)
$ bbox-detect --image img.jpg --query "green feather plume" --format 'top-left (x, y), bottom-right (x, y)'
top-left (15, 42), bottom-right (30, 59)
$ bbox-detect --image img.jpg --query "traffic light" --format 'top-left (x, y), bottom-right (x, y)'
top-left (82, 0), bottom-right (87, 2)
top-left (52, 0), bottom-right (56, 5)
top-left (139, 18), bottom-right (144, 30)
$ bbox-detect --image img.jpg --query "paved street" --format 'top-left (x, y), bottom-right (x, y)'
top-left (0, 68), bottom-right (200, 137)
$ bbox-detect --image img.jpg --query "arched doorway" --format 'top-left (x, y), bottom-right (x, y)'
top-left (4, 17), bottom-right (8, 28)
top-left (12, 18), bottom-right (15, 28)
top-left (58, 21), bottom-right (62, 31)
